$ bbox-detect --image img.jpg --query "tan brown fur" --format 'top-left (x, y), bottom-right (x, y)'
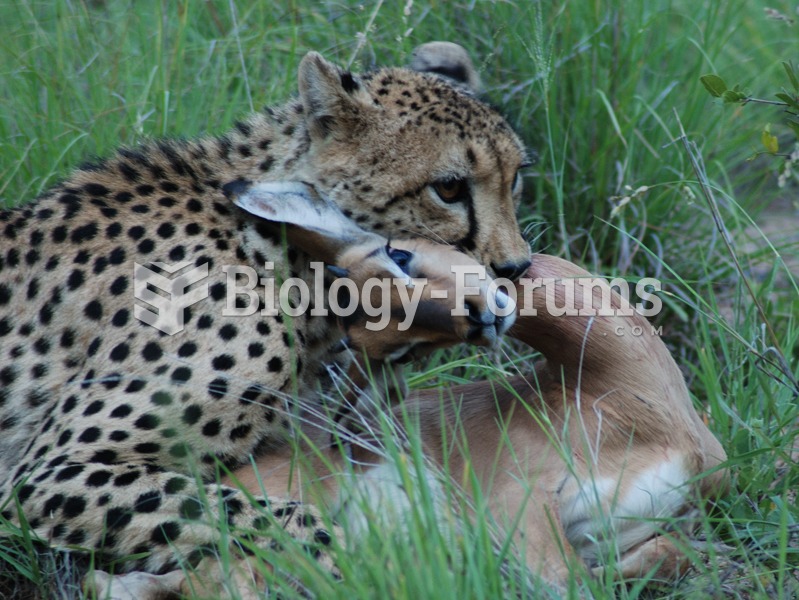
top-left (230, 254), bottom-right (729, 586)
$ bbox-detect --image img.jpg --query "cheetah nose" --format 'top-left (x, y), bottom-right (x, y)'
top-left (221, 178), bottom-right (253, 200)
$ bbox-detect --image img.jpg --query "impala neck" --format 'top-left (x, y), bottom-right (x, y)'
top-left (509, 255), bottom-right (688, 416)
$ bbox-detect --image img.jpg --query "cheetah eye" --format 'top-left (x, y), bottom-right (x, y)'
top-left (386, 245), bottom-right (413, 274)
top-left (512, 171), bottom-right (522, 191)
top-left (431, 177), bottom-right (469, 204)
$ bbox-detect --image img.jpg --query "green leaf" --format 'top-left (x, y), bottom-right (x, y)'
top-left (699, 74), bottom-right (728, 98)
top-left (786, 119), bottom-right (799, 138)
top-left (761, 127), bottom-right (779, 154)
top-left (722, 89), bottom-right (746, 104)
top-left (783, 61), bottom-right (799, 93)
top-left (775, 92), bottom-right (799, 110)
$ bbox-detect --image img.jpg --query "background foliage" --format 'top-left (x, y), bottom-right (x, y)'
top-left (1, 1), bottom-right (797, 598)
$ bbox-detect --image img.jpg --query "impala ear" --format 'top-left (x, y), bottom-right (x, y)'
top-left (298, 52), bottom-right (371, 141)
top-left (409, 42), bottom-right (482, 94)
top-left (224, 179), bottom-right (373, 264)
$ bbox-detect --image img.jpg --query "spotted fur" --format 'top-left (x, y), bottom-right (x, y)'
top-left (0, 46), bottom-right (529, 576)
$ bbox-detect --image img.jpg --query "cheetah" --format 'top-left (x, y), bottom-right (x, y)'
top-left (0, 44), bottom-right (530, 581)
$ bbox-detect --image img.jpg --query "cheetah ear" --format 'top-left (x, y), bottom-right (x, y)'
top-left (409, 42), bottom-right (482, 95)
top-left (298, 52), bottom-right (371, 141)
top-left (225, 180), bottom-right (377, 264)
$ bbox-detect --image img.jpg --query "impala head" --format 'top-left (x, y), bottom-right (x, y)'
top-left (226, 181), bottom-right (515, 361)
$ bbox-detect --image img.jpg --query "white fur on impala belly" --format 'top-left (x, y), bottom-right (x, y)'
top-left (333, 460), bottom-right (451, 544)
top-left (559, 452), bottom-right (691, 563)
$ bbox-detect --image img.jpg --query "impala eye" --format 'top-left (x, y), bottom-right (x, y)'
top-left (386, 245), bottom-right (413, 274)
top-left (432, 177), bottom-right (469, 204)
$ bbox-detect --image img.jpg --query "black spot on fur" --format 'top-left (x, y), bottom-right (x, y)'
top-left (118, 162), bottom-right (140, 182)
top-left (157, 223), bottom-right (175, 238)
top-left (109, 275), bottom-right (128, 295)
top-left (169, 245), bottom-right (186, 261)
top-left (51, 226), bottom-right (67, 243)
top-left (229, 424), bottom-right (251, 441)
top-left (202, 419), bottom-right (221, 436)
top-left (177, 342), bottom-right (197, 358)
top-left (182, 405), bottom-right (203, 426)
top-left (111, 308), bottom-right (129, 327)
top-left (62, 496), bottom-right (87, 518)
top-left (110, 404), bottom-right (133, 418)
top-left (55, 465), bottom-right (84, 482)
top-left (83, 400), bottom-right (104, 416)
top-left (109, 430), bottom-right (129, 442)
top-left (105, 507), bottom-right (132, 529)
top-left (136, 238), bottom-right (155, 254)
top-left (164, 477), bottom-right (188, 495)
top-left (179, 498), bottom-right (203, 520)
top-left (209, 282), bottom-right (226, 301)
top-left (218, 324), bottom-right (237, 341)
top-left (109, 343), bottom-right (130, 362)
top-left (134, 414), bottom-right (160, 430)
top-left (171, 367), bottom-right (192, 384)
top-left (77, 427), bottom-right (101, 444)
top-left (141, 341), bottom-right (163, 362)
top-left (86, 470), bottom-right (112, 487)
top-left (84, 300), bottom-right (102, 321)
top-left (65, 530), bottom-right (87, 545)
top-left (212, 354), bottom-right (235, 371)
top-left (208, 378), bottom-right (228, 399)
top-left (70, 223), bottom-right (98, 244)
top-left (113, 471), bottom-right (140, 487)
top-left (66, 269), bottom-right (85, 290)
top-left (43, 494), bottom-right (65, 514)
top-left (247, 342), bottom-right (264, 358)
top-left (135, 491), bottom-right (162, 514)
top-left (0, 318), bottom-right (11, 336)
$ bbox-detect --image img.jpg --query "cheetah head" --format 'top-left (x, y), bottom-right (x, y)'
top-left (290, 46), bottom-right (532, 281)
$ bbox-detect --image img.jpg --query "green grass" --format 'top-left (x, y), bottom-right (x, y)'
top-left (1, 0), bottom-right (798, 598)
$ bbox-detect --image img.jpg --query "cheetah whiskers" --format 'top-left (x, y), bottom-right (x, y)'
top-left (401, 223), bottom-right (454, 247)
